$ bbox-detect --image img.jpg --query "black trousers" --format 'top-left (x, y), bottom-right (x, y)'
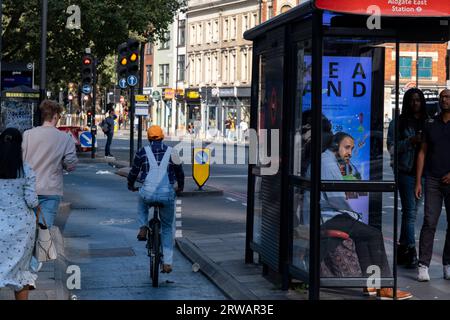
top-left (105, 133), bottom-right (113, 156)
top-left (322, 214), bottom-right (391, 277)
top-left (419, 176), bottom-right (450, 267)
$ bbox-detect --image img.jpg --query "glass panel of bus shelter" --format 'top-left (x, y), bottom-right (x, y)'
top-left (319, 191), bottom-right (395, 281)
top-left (253, 176), bottom-right (263, 246)
top-left (314, 37), bottom-right (400, 281)
top-left (293, 39), bottom-right (313, 178)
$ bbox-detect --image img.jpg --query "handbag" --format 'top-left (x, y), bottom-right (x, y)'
top-left (34, 206), bottom-right (57, 262)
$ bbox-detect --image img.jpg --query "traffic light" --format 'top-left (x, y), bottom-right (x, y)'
top-left (81, 54), bottom-right (94, 85)
top-left (116, 39), bottom-right (140, 83)
top-left (87, 109), bottom-right (93, 126)
top-left (127, 39), bottom-right (140, 77)
top-left (117, 42), bottom-right (128, 81)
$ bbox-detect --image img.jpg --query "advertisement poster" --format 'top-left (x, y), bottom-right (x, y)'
top-left (303, 56), bottom-right (373, 222)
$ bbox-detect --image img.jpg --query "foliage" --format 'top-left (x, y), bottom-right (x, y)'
top-left (1, 0), bottom-right (186, 91)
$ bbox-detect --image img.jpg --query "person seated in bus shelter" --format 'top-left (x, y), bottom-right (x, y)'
top-left (309, 131), bottom-right (413, 300)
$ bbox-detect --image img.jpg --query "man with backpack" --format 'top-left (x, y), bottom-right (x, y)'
top-left (101, 109), bottom-right (116, 158)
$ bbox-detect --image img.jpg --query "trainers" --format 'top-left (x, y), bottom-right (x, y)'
top-left (444, 265), bottom-right (450, 280)
top-left (137, 227), bottom-right (148, 241)
top-left (417, 264), bottom-right (430, 282)
top-left (376, 288), bottom-right (413, 300)
top-left (161, 264), bottom-right (172, 273)
top-left (363, 287), bottom-right (377, 296)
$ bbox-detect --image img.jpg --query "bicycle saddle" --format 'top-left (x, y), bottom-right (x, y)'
top-left (148, 202), bottom-right (165, 208)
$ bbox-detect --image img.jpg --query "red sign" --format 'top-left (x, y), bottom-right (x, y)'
top-left (314, 0), bottom-right (450, 17)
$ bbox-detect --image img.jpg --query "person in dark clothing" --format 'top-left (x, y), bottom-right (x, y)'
top-left (104, 109), bottom-right (116, 157)
top-left (127, 125), bottom-right (184, 273)
top-left (415, 88), bottom-right (450, 282)
top-left (387, 88), bottom-right (428, 268)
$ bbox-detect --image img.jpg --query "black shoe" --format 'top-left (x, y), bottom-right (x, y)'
top-left (396, 244), bottom-right (408, 265)
top-left (137, 227), bottom-right (148, 241)
top-left (404, 246), bottom-right (418, 269)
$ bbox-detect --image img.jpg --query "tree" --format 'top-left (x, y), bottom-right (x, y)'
top-left (1, 0), bottom-right (186, 92)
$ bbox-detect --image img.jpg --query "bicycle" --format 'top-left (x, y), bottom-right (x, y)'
top-left (145, 201), bottom-right (164, 288)
top-left (130, 185), bottom-right (164, 288)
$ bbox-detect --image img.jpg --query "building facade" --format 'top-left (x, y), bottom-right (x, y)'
top-left (186, 0), bottom-right (260, 140)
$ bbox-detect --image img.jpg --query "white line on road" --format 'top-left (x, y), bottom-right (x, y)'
top-left (242, 203), bottom-right (247, 207)
top-left (226, 197), bottom-right (237, 202)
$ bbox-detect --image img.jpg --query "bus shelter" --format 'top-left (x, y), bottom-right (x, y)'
top-left (243, 0), bottom-right (450, 299)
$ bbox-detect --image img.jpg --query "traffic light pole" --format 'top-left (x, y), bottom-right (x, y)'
top-left (91, 58), bottom-right (97, 159)
top-left (137, 42), bottom-right (145, 151)
top-left (129, 86), bottom-right (136, 166)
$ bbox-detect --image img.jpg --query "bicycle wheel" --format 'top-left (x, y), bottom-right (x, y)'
top-left (150, 221), bottom-right (161, 287)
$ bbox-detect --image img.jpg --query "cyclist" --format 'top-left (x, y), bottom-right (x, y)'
top-left (127, 125), bottom-right (184, 273)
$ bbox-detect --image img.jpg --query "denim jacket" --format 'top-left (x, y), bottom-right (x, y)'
top-left (387, 118), bottom-right (422, 173)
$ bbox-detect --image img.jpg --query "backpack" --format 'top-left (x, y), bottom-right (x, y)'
top-left (100, 119), bottom-right (110, 134)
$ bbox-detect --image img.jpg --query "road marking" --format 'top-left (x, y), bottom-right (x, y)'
top-left (96, 170), bottom-right (113, 175)
top-left (176, 199), bottom-right (183, 238)
top-left (208, 175), bottom-right (248, 178)
top-left (242, 203), bottom-right (247, 207)
top-left (226, 197), bottom-right (237, 202)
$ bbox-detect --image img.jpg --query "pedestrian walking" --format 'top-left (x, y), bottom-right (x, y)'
top-left (415, 88), bottom-right (450, 281)
top-left (387, 88), bottom-right (428, 268)
top-left (22, 100), bottom-right (78, 228)
top-left (103, 109), bottom-right (116, 158)
top-left (0, 128), bottom-right (39, 300)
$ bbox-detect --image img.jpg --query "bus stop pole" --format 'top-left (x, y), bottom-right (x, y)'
top-left (91, 57), bottom-right (97, 159)
top-left (130, 87), bottom-right (136, 166)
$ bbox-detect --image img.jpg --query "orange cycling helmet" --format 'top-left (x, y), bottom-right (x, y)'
top-left (147, 125), bottom-right (164, 140)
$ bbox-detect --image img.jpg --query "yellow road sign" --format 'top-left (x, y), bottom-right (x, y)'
top-left (135, 94), bottom-right (150, 102)
top-left (192, 148), bottom-right (210, 189)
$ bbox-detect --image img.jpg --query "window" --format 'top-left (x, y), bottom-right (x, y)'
top-left (177, 55), bottom-right (185, 82)
top-left (196, 23), bottom-right (202, 45)
top-left (243, 14), bottom-right (249, 32)
top-left (230, 51), bottom-right (236, 83)
top-left (159, 64), bottom-right (169, 86)
top-left (160, 32), bottom-right (170, 50)
top-left (222, 52), bottom-right (229, 83)
top-left (399, 57), bottom-right (412, 78)
top-left (190, 24), bottom-right (196, 46)
top-left (178, 19), bottom-right (186, 46)
top-left (212, 53), bottom-right (218, 82)
top-left (213, 20), bottom-right (219, 42)
top-left (196, 55), bottom-right (202, 85)
top-left (146, 42), bottom-right (153, 55)
top-left (241, 50), bottom-right (248, 82)
top-left (251, 13), bottom-right (258, 28)
top-left (206, 54), bottom-right (211, 83)
top-left (189, 56), bottom-right (195, 84)
top-left (231, 17), bottom-right (237, 40)
top-left (145, 65), bottom-right (153, 87)
top-left (418, 57), bottom-right (432, 79)
top-left (223, 18), bottom-right (229, 41)
top-left (206, 21), bottom-right (212, 44)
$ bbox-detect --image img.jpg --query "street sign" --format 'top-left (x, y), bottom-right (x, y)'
top-left (79, 131), bottom-right (97, 148)
top-left (192, 148), bottom-right (210, 189)
top-left (127, 75), bottom-right (138, 87)
top-left (82, 84), bottom-right (92, 94)
top-left (135, 94), bottom-right (150, 102)
top-left (135, 102), bottom-right (149, 116)
top-left (119, 78), bottom-right (127, 89)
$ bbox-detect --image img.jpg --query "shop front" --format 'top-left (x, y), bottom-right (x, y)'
top-left (185, 88), bottom-right (202, 135)
top-left (244, 0), bottom-right (450, 300)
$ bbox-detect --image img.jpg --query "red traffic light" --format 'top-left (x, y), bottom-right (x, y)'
top-left (83, 57), bottom-right (92, 65)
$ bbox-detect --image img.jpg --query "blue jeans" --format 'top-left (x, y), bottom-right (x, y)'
top-left (37, 195), bottom-right (62, 228)
top-left (398, 173), bottom-right (423, 247)
top-left (31, 195), bottom-right (62, 271)
top-left (138, 191), bottom-right (175, 265)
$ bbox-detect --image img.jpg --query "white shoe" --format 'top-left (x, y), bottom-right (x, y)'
top-left (417, 264), bottom-right (430, 282)
top-left (444, 265), bottom-right (450, 280)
